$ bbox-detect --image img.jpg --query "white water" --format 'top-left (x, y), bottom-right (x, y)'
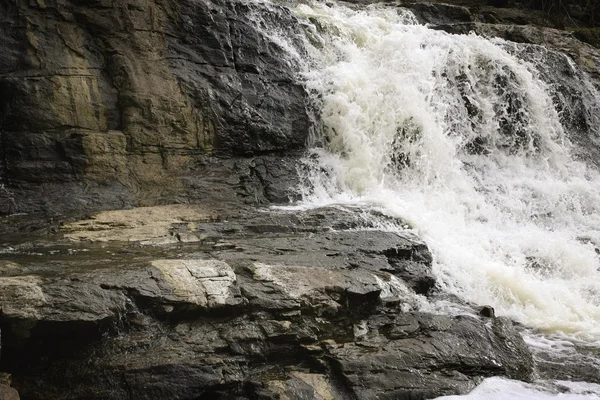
top-left (438, 377), bottom-right (600, 399)
top-left (252, 0), bottom-right (600, 397)
top-left (285, 2), bottom-right (600, 343)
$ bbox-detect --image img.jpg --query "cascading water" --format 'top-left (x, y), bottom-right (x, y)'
top-left (290, 1), bottom-right (600, 342)
top-left (257, 0), bottom-right (600, 397)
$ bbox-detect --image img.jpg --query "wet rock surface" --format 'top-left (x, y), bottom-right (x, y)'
top-left (528, 338), bottom-right (600, 386)
top-left (0, 205), bottom-right (534, 400)
top-left (2, 0), bottom-right (599, 217)
top-left (0, 0), bottom-right (310, 215)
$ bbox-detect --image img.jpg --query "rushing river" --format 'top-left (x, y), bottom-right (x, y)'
top-left (256, 1), bottom-right (600, 397)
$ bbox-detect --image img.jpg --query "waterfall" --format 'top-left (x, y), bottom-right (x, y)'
top-left (280, 2), bottom-right (600, 342)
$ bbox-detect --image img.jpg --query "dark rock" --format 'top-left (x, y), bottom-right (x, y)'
top-left (330, 313), bottom-right (533, 399)
top-left (479, 305), bottom-right (495, 318)
top-left (3, 0), bottom-right (598, 397)
top-left (0, 0), bottom-right (312, 215)
top-left (408, 3), bottom-right (473, 25)
top-left (488, 0), bottom-right (510, 7)
top-left (574, 29), bottom-right (600, 49)
top-left (383, 246), bottom-right (436, 295)
top-left (531, 341), bottom-right (600, 384)
top-left (0, 205), bottom-right (534, 399)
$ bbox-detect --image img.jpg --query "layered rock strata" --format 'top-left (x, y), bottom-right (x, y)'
top-left (0, 0), bottom-right (311, 214)
top-left (0, 205), bottom-right (535, 399)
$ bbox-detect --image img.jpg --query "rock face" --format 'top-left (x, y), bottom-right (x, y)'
top-left (0, 205), bottom-right (534, 400)
top-left (0, 385), bottom-right (19, 400)
top-left (2, 0), bottom-right (600, 216)
top-left (0, 0), bottom-right (597, 217)
top-left (0, 0), bottom-right (310, 214)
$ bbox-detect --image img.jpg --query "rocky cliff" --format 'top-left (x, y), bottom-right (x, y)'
top-left (1, 0), bottom-right (599, 215)
top-left (0, 0), bottom-right (312, 215)
top-left (0, 204), bottom-right (536, 399)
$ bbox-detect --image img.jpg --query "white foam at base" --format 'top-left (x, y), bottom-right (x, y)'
top-left (436, 377), bottom-right (600, 399)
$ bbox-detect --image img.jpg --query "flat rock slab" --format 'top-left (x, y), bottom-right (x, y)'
top-left (151, 259), bottom-right (239, 308)
top-left (61, 204), bottom-right (216, 244)
top-left (0, 205), bottom-right (535, 400)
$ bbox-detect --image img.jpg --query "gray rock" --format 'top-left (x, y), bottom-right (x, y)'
top-left (149, 259), bottom-right (241, 308)
top-left (479, 305), bottom-right (495, 318)
top-left (408, 3), bottom-right (473, 25)
top-left (5, 0), bottom-right (597, 397)
top-left (328, 313), bottom-right (533, 399)
top-left (0, 205), bottom-right (535, 400)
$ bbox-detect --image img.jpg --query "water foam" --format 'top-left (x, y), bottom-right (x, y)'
top-left (436, 377), bottom-right (600, 399)
top-left (288, 2), bottom-right (600, 341)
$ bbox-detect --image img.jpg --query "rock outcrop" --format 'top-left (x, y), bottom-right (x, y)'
top-left (0, 0), bottom-right (311, 215)
top-left (0, 205), bottom-right (534, 399)
top-left (2, 0), bottom-right (600, 216)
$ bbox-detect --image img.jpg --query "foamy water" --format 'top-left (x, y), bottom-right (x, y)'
top-left (287, 1), bottom-right (600, 343)
top-left (437, 377), bottom-right (600, 399)
top-left (252, 0), bottom-right (600, 397)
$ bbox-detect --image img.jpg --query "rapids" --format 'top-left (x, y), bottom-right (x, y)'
top-left (263, 0), bottom-right (600, 397)
top-left (287, 1), bottom-right (600, 342)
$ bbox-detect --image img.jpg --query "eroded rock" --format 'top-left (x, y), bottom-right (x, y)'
top-left (0, 205), bottom-right (535, 400)
top-left (0, 0), bottom-right (311, 215)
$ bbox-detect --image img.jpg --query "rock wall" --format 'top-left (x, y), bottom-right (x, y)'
top-left (1, 0), bottom-right (598, 216)
top-left (0, 0), bottom-right (311, 214)
top-left (1, 0), bottom-right (599, 216)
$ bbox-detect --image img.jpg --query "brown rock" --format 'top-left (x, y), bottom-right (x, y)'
top-left (0, 384), bottom-right (19, 400)
top-left (0, 0), bottom-right (311, 215)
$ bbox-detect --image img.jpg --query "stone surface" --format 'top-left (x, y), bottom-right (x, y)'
top-left (328, 314), bottom-right (532, 399)
top-left (62, 204), bottom-right (215, 243)
top-left (0, 0), bottom-right (311, 215)
top-left (0, 385), bottom-right (19, 400)
top-left (1, 0), bottom-right (598, 398)
top-left (151, 259), bottom-right (240, 308)
top-left (0, 205), bottom-right (535, 400)
top-left (1, 0), bottom-right (599, 217)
